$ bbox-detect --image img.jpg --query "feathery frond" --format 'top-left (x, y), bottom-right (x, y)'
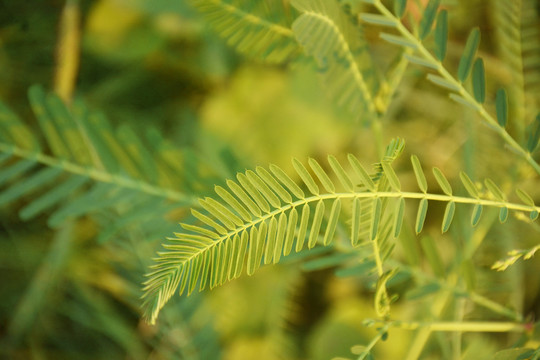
top-left (190, 0), bottom-right (300, 63)
top-left (360, 0), bottom-right (540, 175)
top-left (0, 86), bottom-right (206, 245)
top-left (291, 0), bottom-right (378, 117)
top-left (142, 139), bottom-right (539, 324)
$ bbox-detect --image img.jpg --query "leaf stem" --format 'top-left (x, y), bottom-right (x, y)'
top-left (371, 319), bottom-right (526, 333)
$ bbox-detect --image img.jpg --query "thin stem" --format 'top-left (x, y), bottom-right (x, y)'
top-left (371, 0), bottom-right (540, 176)
top-left (370, 319), bottom-right (526, 333)
top-left (357, 324), bottom-right (390, 360)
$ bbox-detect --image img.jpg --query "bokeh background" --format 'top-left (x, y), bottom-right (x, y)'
top-left (1, 0), bottom-right (539, 359)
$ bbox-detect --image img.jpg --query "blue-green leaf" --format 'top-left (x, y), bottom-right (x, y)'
top-left (419, 0), bottom-right (440, 40)
top-left (434, 10), bottom-right (448, 61)
top-left (496, 88), bottom-right (508, 127)
top-left (457, 28), bottom-right (480, 82)
top-left (380, 33), bottom-right (418, 49)
top-left (472, 58), bottom-right (486, 103)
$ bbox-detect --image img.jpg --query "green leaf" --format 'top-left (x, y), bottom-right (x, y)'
top-left (192, 209), bottom-right (227, 235)
top-left (449, 93), bottom-right (479, 110)
top-left (427, 74), bottom-right (460, 92)
top-left (273, 213), bottom-right (288, 263)
top-left (284, 208), bottom-right (298, 256)
top-left (459, 171), bottom-right (480, 199)
top-left (419, 0), bottom-right (440, 40)
top-left (348, 154), bottom-right (376, 191)
top-left (308, 158), bottom-right (335, 193)
top-left (404, 54), bottom-right (439, 69)
top-left (393, 197), bottom-right (405, 238)
top-left (28, 85), bottom-right (71, 159)
top-left (191, 0), bottom-right (298, 63)
top-left (246, 170), bottom-right (281, 208)
top-left (432, 167), bottom-right (452, 196)
top-left (380, 33), bottom-right (418, 49)
top-left (291, 4), bottom-right (376, 115)
top-left (472, 58), bottom-right (486, 103)
top-left (269, 164), bottom-right (305, 200)
top-left (292, 158), bottom-right (319, 195)
top-left (411, 155), bottom-right (428, 193)
top-left (227, 179), bottom-right (262, 217)
top-left (526, 113), bottom-right (540, 153)
top-left (415, 198), bottom-right (428, 234)
top-left (457, 28), bottom-right (480, 82)
top-left (467, 196), bottom-right (486, 232)
top-left (237, 173), bottom-right (271, 213)
top-left (255, 223), bottom-right (267, 271)
top-left (371, 198), bottom-right (382, 240)
top-left (296, 203), bottom-right (310, 252)
top-left (199, 198), bottom-right (238, 230)
top-left (485, 178), bottom-right (505, 201)
top-left (324, 199), bottom-right (341, 246)
top-left (19, 175), bottom-right (89, 220)
top-left (264, 217), bottom-right (277, 264)
top-left (499, 207), bottom-right (509, 223)
top-left (215, 185), bottom-right (252, 222)
top-left (351, 197), bottom-right (362, 246)
top-left (496, 88), bottom-right (508, 127)
top-left (360, 13), bottom-right (398, 27)
top-left (515, 189), bottom-right (535, 207)
top-left (308, 200), bottom-right (325, 249)
top-left (256, 166), bottom-right (293, 204)
top-left (394, 0), bottom-right (407, 18)
top-left (530, 210), bottom-right (539, 221)
top-left (0, 159), bottom-right (37, 187)
top-left (434, 10), bottom-right (448, 61)
top-left (381, 161), bottom-right (401, 191)
top-left (0, 167), bottom-right (62, 207)
top-left (328, 155), bottom-right (354, 192)
top-left (441, 201), bottom-right (455, 233)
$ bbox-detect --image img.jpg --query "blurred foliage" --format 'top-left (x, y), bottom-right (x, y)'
top-left (0, 0), bottom-right (539, 359)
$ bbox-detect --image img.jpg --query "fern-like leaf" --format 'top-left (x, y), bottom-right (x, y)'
top-left (291, 0), bottom-right (378, 117)
top-left (142, 140), bottom-right (539, 324)
top-left (191, 0), bottom-right (300, 63)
